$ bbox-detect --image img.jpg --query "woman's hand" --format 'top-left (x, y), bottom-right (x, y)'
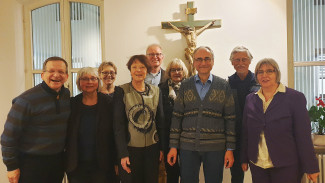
top-left (167, 148), bottom-right (177, 166)
top-left (241, 163), bottom-right (248, 172)
top-left (307, 172), bottom-right (319, 183)
top-left (121, 157), bottom-right (131, 173)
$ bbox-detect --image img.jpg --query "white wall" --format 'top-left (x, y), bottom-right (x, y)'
top-left (0, 0), bottom-right (24, 182)
top-left (0, 0), bottom-right (286, 182)
top-left (104, 0), bottom-right (287, 86)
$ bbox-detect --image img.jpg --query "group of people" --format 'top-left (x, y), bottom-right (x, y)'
top-left (0, 44), bottom-right (320, 183)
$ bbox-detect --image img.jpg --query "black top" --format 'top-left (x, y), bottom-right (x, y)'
top-left (65, 92), bottom-right (117, 178)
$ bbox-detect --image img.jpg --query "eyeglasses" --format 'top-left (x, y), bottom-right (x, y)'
top-left (257, 69), bottom-right (276, 75)
top-left (232, 57), bottom-right (250, 63)
top-left (194, 57), bottom-right (212, 63)
top-left (147, 53), bottom-right (163, 57)
top-left (80, 77), bottom-right (98, 82)
top-left (170, 68), bottom-right (183, 73)
top-left (101, 71), bottom-right (116, 76)
top-left (45, 70), bottom-right (66, 75)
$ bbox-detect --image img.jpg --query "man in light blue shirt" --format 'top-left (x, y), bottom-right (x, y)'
top-left (145, 44), bottom-right (167, 86)
top-left (168, 46), bottom-right (235, 183)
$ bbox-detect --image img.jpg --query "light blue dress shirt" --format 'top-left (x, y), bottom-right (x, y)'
top-left (194, 74), bottom-right (213, 100)
top-left (145, 69), bottom-right (162, 86)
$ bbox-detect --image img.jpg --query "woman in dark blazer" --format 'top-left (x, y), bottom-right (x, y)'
top-left (241, 58), bottom-right (319, 183)
top-left (159, 58), bottom-right (188, 183)
top-left (65, 67), bottom-right (117, 183)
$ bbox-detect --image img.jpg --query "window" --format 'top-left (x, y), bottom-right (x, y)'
top-left (290, 0), bottom-right (325, 108)
top-left (23, 0), bottom-right (104, 96)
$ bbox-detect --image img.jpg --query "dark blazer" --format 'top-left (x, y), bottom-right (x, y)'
top-left (158, 80), bottom-right (174, 152)
top-left (65, 92), bottom-right (116, 176)
top-left (241, 87), bottom-right (319, 174)
top-left (160, 69), bottom-right (167, 84)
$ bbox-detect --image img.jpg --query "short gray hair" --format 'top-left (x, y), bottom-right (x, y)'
top-left (146, 44), bottom-right (163, 54)
top-left (254, 58), bottom-right (281, 84)
top-left (165, 58), bottom-right (189, 79)
top-left (76, 67), bottom-right (100, 92)
top-left (229, 46), bottom-right (253, 61)
top-left (193, 46), bottom-right (214, 60)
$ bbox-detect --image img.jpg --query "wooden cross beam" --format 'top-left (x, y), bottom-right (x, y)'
top-left (161, 1), bottom-right (221, 29)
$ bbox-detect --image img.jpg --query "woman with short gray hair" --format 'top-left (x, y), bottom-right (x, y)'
top-left (65, 67), bottom-right (118, 183)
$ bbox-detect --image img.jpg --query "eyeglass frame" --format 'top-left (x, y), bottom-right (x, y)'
top-left (80, 77), bottom-right (99, 82)
top-left (44, 70), bottom-right (67, 76)
top-left (170, 68), bottom-right (183, 73)
top-left (194, 57), bottom-right (212, 63)
top-left (147, 53), bottom-right (163, 57)
top-left (101, 71), bottom-right (116, 76)
top-left (257, 69), bottom-right (276, 75)
top-left (231, 57), bottom-right (250, 63)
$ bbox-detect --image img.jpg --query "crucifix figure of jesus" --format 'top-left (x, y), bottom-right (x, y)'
top-left (162, 2), bottom-right (221, 76)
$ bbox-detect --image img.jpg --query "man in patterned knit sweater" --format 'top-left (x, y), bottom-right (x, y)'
top-left (167, 46), bottom-right (236, 183)
top-left (1, 57), bottom-right (70, 183)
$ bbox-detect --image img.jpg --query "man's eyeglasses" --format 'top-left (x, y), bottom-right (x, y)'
top-left (147, 53), bottom-right (163, 57)
top-left (194, 57), bottom-right (212, 63)
top-left (232, 57), bottom-right (250, 63)
top-left (257, 69), bottom-right (276, 75)
top-left (45, 70), bottom-right (66, 75)
top-left (101, 71), bottom-right (116, 76)
top-left (80, 77), bottom-right (98, 82)
top-left (170, 68), bottom-right (183, 73)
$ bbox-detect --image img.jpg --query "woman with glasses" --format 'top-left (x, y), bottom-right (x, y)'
top-left (158, 58), bottom-right (188, 183)
top-left (98, 61), bottom-right (117, 96)
top-left (65, 67), bottom-right (117, 183)
top-left (241, 58), bottom-right (319, 183)
top-left (114, 55), bottom-right (165, 183)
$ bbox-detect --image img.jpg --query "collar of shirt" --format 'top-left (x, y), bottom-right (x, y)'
top-left (194, 74), bottom-right (213, 100)
top-left (145, 69), bottom-right (161, 86)
top-left (256, 83), bottom-right (286, 112)
top-left (194, 74), bottom-right (213, 84)
top-left (256, 83), bottom-right (285, 96)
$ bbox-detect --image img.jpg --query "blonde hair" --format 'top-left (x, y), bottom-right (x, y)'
top-left (165, 58), bottom-right (189, 79)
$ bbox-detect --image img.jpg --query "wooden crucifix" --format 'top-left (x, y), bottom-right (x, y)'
top-left (162, 1), bottom-right (221, 76)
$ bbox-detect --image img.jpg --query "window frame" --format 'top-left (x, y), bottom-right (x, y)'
top-left (23, 0), bottom-right (105, 92)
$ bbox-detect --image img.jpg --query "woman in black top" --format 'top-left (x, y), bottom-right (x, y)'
top-left (159, 58), bottom-right (188, 183)
top-left (65, 67), bottom-right (117, 183)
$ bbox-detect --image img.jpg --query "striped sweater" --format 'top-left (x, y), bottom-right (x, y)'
top-left (169, 75), bottom-right (236, 152)
top-left (1, 81), bottom-right (70, 171)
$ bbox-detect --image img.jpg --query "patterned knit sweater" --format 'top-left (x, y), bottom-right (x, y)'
top-left (1, 82), bottom-right (70, 171)
top-left (169, 75), bottom-right (236, 152)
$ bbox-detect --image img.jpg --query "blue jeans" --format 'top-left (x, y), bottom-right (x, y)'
top-left (180, 150), bottom-right (225, 183)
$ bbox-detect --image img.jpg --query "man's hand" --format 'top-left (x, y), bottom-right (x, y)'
top-left (241, 163), bottom-right (248, 172)
top-left (8, 169), bottom-right (20, 183)
top-left (121, 157), bottom-right (131, 173)
top-left (224, 150), bottom-right (234, 168)
top-left (167, 148), bottom-right (177, 166)
top-left (307, 172), bottom-right (319, 183)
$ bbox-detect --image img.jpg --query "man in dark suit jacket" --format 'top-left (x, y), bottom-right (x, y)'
top-left (145, 44), bottom-right (167, 86)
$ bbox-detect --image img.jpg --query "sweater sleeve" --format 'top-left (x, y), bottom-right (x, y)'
top-left (169, 83), bottom-right (185, 149)
top-left (1, 97), bottom-right (30, 171)
top-left (292, 91), bottom-right (319, 174)
top-left (223, 84), bottom-right (236, 150)
top-left (113, 87), bottom-right (129, 159)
